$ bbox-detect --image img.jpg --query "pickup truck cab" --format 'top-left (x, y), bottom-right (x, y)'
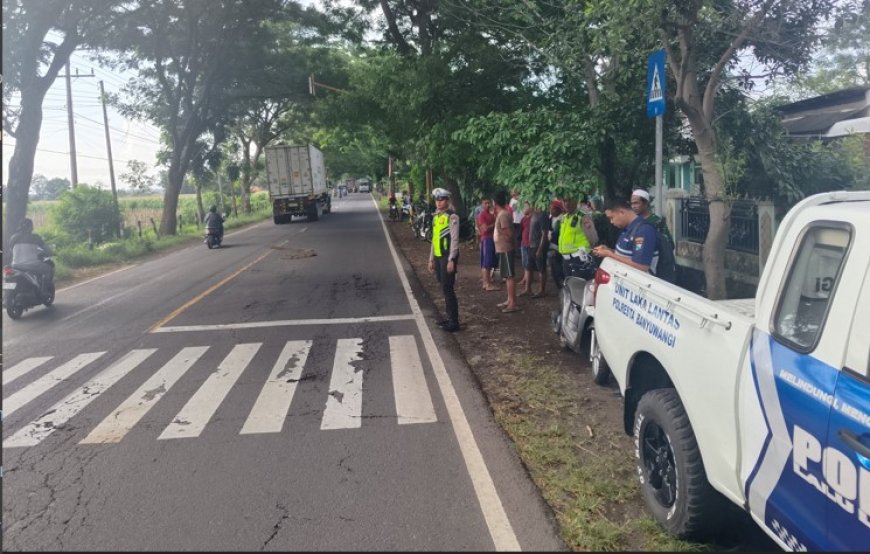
top-left (591, 191), bottom-right (870, 550)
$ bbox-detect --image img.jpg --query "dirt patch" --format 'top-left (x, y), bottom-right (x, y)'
top-left (384, 215), bottom-right (776, 552)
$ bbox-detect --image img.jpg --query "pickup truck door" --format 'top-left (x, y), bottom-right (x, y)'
top-left (825, 255), bottom-right (870, 550)
top-left (748, 224), bottom-right (854, 550)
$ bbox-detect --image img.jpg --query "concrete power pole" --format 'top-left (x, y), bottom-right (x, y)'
top-left (63, 64), bottom-right (94, 187)
top-left (99, 80), bottom-right (121, 236)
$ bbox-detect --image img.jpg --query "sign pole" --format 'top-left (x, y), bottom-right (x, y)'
top-left (646, 49), bottom-right (666, 216)
top-left (655, 115), bottom-right (663, 216)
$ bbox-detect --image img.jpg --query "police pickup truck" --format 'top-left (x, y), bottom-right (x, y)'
top-left (590, 191), bottom-right (869, 550)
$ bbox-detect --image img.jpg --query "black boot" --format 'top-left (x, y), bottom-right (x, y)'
top-left (441, 320), bottom-right (460, 332)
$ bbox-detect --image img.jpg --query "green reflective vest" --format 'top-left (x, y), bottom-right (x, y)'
top-left (557, 213), bottom-right (591, 255)
top-left (433, 210), bottom-right (453, 257)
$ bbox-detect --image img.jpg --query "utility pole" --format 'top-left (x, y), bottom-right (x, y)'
top-left (98, 80), bottom-right (120, 236)
top-left (62, 64), bottom-right (94, 187)
top-left (308, 74), bottom-right (347, 96)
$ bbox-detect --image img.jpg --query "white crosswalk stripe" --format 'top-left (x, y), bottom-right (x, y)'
top-left (321, 338), bottom-right (365, 430)
top-left (81, 347), bottom-right (210, 444)
top-left (158, 343), bottom-right (261, 440)
top-left (4, 350), bottom-right (157, 448)
top-left (390, 335), bottom-right (436, 425)
top-left (2, 356), bottom-right (54, 386)
top-left (3, 336), bottom-right (437, 447)
top-left (240, 340), bottom-right (312, 435)
top-left (4, 352), bottom-right (107, 418)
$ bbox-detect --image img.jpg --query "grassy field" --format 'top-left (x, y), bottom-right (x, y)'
top-left (19, 192), bottom-right (273, 282)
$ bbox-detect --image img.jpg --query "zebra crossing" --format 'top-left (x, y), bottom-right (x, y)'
top-left (2, 335), bottom-right (437, 449)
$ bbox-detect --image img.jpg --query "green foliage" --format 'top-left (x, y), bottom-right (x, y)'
top-left (48, 185), bottom-right (122, 244)
top-left (456, 108), bottom-right (602, 207)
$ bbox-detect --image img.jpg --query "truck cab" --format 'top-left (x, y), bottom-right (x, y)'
top-left (591, 191), bottom-right (870, 550)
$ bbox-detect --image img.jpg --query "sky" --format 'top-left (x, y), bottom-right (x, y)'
top-left (3, 49), bottom-right (163, 191)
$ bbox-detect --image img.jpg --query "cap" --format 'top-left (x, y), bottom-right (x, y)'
top-left (549, 199), bottom-right (564, 211)
top-left (632, 189), bottom-right (650, 202)
top-left (432, 187), bottom-right (451, 199)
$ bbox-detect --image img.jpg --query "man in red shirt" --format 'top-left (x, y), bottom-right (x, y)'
top-left (476, 197), bottom-right (500, 291)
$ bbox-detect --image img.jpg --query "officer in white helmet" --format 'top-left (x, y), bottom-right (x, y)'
top-left (427, 187), bottom-right (461, 332)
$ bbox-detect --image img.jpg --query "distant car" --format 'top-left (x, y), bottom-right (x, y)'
top-left (359, 183), bottom-right (370, 193)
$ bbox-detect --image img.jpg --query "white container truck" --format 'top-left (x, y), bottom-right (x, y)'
top-left (264, 143), bottom-right (331, 223)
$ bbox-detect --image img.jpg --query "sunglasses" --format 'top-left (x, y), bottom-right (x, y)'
top-left (436, 196), bottom-right (449, 201)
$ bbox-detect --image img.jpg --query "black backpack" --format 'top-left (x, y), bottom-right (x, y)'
top-left (632, 220), bottom-right (677, 284)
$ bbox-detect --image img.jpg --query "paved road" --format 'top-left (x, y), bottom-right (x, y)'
top-left (1, 193), bottom-right (565, 551)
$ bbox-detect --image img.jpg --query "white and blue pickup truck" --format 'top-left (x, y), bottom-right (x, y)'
top-left (590, 191), bottom-right (869, 550)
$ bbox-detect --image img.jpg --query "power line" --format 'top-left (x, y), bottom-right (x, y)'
top-left (4, 139), bottom-right (139, 164)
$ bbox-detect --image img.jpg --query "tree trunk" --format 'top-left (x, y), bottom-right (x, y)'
top-left (3, 90), bottom-right (46, 253)
top-left (160, 163), bottom-right (183, 236)
top-left (685, 111), bottom-right (730, 300)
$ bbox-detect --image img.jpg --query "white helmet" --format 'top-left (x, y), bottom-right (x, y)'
top-left (432, 187), bottom-right (451, 199)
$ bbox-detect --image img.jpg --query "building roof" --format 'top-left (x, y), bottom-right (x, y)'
top-left (777, 86), bottom-right (870, 137)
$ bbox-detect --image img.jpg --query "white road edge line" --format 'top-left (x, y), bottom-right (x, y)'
top-left (372, 195), bottom-right (521, 550)
top-left (153, 314), bottom-right (416, 333)
top-left (57, 264), bottom-right (137, 292)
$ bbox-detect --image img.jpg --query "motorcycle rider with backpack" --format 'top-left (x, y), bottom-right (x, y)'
top-left (8, 218), bottom-right (53, 293)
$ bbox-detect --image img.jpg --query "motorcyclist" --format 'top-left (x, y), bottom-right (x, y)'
top-left (204, 205), bottom-right (224, 243)
top-left (8, 218), bottom-right (53, 292)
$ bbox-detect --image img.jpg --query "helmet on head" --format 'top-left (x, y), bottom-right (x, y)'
top-left (431, 187), bottom-right (451, 199)
top-left (19, 218), bottom-right (34, 233)
top-left (209, 205), bottom-right (217, 213)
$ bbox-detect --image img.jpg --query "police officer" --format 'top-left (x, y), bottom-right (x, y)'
top-left (557, 195), bottom-right (599, 281)
top-left (427, 187), bottom-right (461, 332)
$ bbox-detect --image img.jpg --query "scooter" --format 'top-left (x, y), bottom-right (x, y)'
top-left (3, 249), bottom-right (56, 320)
top-left (205, 227), bottom-right (223, 249)
top-left (550, 275), bottom-right (609, 384)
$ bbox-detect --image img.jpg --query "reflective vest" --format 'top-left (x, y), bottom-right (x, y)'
top-left (432, 210), bottom-right (454, 258)
top-left (557, 212), bottom-right (591, 255)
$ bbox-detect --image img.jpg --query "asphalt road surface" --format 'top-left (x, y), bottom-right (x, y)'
top-left (1, 193), bottom-right (566, 551)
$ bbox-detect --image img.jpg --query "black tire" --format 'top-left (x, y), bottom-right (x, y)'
top-left (43, 282), bottom-right (56, 307)
top-left (589, 324), bottom-right (610, 385)
top-left (424, 226), bottom-right (432, 243)
top-left (7, 301), bottom-right (23, 319)
top-left (206, 235), bottom-right (215, 249)
top-left (307, 203), bottom-right (320, 222)
top-left (273, 215), bottom-right (283, 225)
top-left (634, 389), bottom-right (726, 539)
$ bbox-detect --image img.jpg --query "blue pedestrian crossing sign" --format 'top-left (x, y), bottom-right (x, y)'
top-left (647, 49), bottom-right (666, 118)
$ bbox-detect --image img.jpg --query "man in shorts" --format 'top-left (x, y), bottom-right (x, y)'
top-left (476, 197), bottom-right (499, 291)
top-left (494, 190), bottom-right (520, 313)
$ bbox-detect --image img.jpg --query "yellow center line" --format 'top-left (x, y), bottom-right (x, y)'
top-left (148, 242), bottom-right (285, 333)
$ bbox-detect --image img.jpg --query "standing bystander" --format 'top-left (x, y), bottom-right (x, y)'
top-left (494, 190), bottom-right (520, 313)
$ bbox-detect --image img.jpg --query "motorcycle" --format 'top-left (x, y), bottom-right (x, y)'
top-left (412, 202), bottom-right (434, 242)
top-left (3, 249), bottom-right (56, 320)
top-left (205, 227), bottom-right (223, 249)
top-left (550, 274), bottom-right (609, 384)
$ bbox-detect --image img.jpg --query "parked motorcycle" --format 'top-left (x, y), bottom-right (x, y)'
top-left (550, 274), bottom-right (609, 384)
top-left (3, 249), bottom-right (56, 320)
top-left (205, 227), bottom-right (223, 249)
top-left (412, 202), bottom-right (434, 242)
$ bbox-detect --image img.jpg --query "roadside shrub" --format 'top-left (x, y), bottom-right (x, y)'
top-left (49, 185), bottom-right (122, 244)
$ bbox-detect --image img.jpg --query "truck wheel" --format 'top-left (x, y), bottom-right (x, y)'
top-left (588, 324), bottom-right (610, 385)
top-left (273, 215), bottom-right (283, 225)
top-left (307, 203), bottom-right (320, 222)
top-left (634, 389), bottom-right (725, 539)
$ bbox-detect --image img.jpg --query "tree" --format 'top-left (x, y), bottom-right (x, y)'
top-left (2, 0), bottom-right (126, 247)
top-left (103, 0), bottom-right (290, 235)
top-left (120, 160), bottom-right (153, 193)
top-left (648, 0), bottom-right (833, 299)
top-left (49, 184), bottom-right (121, 243)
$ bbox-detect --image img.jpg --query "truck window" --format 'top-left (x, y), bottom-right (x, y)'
top-left (772, 225), bottom-right (851, 352)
